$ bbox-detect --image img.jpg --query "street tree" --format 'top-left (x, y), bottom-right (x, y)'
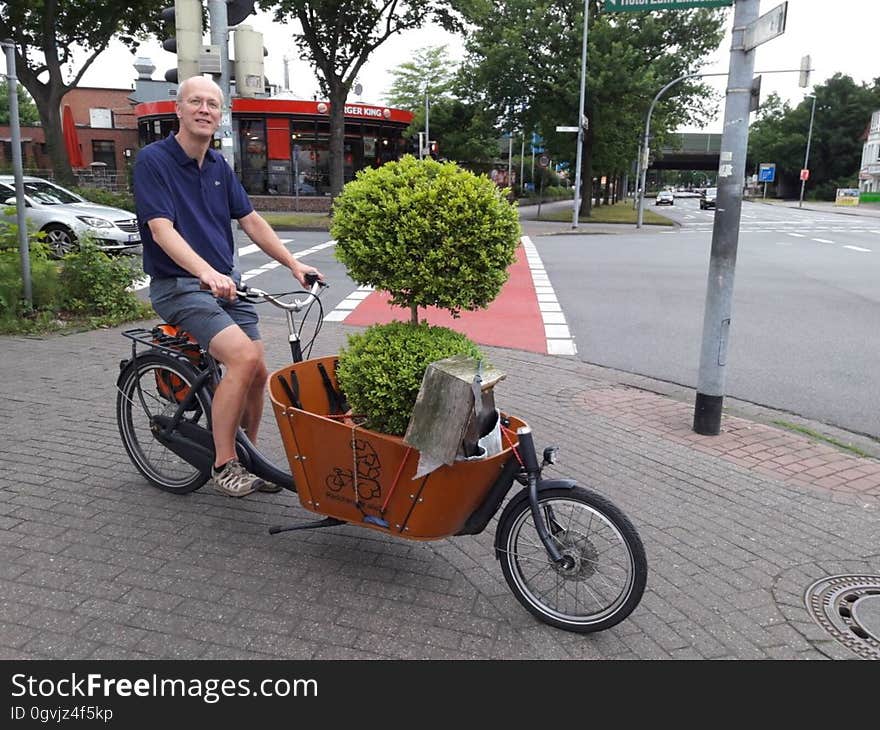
top-left (0, 81), bottom-right (40, 127)
top-left (461, 1), bottom-right (726, 215)
top-left (749, 75), bottom-right (880, 200)
top-left (385, 45), bottom-right (497, 163)
top-left (0, 1), bottom-right (163, 184)
top-left (385, 45), bottom-right (456, 109)
top-left (262, 1), bottom-right (466, 196)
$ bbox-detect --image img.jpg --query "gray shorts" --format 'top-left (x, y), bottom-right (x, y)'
top-left (149, 271), bottom-right (261, 350)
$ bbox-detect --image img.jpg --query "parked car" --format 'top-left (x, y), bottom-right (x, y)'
top-left (699, 187), bottom-right (717, 210)
top-left (0, 175), bottom-right (140, 258)
top-left (655, 190), bottom-right (674, 206)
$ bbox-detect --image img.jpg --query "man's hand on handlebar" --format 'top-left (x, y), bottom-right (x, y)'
top-left (291, 261), bottom-right (324, 289)
top-left (199, 269), bottom-right (238, 300)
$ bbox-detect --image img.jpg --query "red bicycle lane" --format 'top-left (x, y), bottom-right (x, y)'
top-left (341, 243), bottom-right (548, 353)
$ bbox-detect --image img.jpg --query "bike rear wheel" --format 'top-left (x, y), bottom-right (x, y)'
top-left (496, 486), bottom-right (647, 633)
top-left (116, 353), bottom-right (212, 494)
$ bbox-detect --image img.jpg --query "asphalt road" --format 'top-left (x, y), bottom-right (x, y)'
top-left (536, 197), bottom-right (880, 438)
top-left (133, 199), bottom-right (879, 439)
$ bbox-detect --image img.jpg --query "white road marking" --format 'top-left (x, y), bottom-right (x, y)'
top-left (325, 284), bottom-right (374, 321)
top-left (787, 232), bottom-right (805, 238)
top-left (132, 239), bottom-right (336, 292)
top-left (811, 238), bottom-right (833, 244)
top-left (522, 236), bottom-right (577, 356)
top-left (843, 245), bottom-right (871, 252)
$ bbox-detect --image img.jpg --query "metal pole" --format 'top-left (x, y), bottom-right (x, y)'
top-left (424, 90), bottom-right (430, 156)
top-left (799, 94), bottom-right (816, 208)
top-left (520, 135), bottom-right (525, 194)
top-left (2, 40), bottom-right (32, 309)
top-left (572, 0), bottom-right (589, 229)
top-left (693, 0), bottom-right (760, 435)
top-left (208, 0), bottom-right (235, 169)
top-left (531, 142), bottom-right (535, 185)
top-left (507, 133), bottom-right (513, 187)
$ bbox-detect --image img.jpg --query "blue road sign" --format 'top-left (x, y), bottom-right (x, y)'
top-left (758, 163), bottom-right (776, 183)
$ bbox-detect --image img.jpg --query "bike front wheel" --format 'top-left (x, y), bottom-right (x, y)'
top-left (116, 353), bottom-right (212, 494)
top-left (496, 486), bottom-right (647, 634)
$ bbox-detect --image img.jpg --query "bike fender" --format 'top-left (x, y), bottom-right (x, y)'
top-left (493, 478), bottom-right (578, 557)
top-left (538, 478), bottom-right (578, 491)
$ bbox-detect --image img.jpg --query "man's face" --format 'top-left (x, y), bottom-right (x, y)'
top-left (176, 79), bottom-right (222, 140)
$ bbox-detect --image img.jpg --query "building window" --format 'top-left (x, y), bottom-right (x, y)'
top-left (238, 118), bottom-right (267, 195)
top-left (92, 140), bottom-right (117, 170)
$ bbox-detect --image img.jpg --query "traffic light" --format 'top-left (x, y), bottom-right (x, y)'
top-left (161, 0), bottom-right (203, 84)
top-left (233, 25), bottom-right (265, 98)
top-left (749, 75), bottom-right (762, 113)
top-left (799, 54), bottom-right (812, 89)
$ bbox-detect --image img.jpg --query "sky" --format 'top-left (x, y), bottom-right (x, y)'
top-left (3, 0), bottom-right (878, 131)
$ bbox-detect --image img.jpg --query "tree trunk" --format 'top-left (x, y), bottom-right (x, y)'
top-left (327, 83), bottom-right (347, 197)
top-left (26, 81), bottom-right (73, 185)
top-left (28, 87), bottom-right (75, 185)
top-left (579, 120), bottom-right (594, 218)
top-left (410, 304), bottom-right (419, 325)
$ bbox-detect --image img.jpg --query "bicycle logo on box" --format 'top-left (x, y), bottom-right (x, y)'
top-left (325, 438), bottom-right (382, 502)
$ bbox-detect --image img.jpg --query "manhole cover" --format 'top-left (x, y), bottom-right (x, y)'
top-left (805, 575), bottom-right (880, 659)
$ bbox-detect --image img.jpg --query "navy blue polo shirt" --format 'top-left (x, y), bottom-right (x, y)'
top-left (133, 134), bottom-right (253, 279)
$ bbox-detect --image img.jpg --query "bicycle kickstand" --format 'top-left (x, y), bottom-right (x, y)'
top-left (268, 517), bottom-right (347, 535)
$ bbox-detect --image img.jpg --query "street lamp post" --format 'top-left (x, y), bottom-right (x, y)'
top-left (798, 94), bottom-right (817, 208)
top-left (1, 39), bottom-right (32, 309)
top-left (571, 0), bottom-right (589, 229)
top-left (635, 71), bottom-right (728, 228)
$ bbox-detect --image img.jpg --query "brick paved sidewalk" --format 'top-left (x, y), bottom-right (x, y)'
top-left (0, 321), bottom-right (877, 660)
top-left (582, 386), bottom-right (880, 499)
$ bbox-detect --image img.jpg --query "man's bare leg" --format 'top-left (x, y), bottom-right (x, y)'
top-left (239, 339), bottom-right (267, 443)
top-left (208, 325), bottom-right (262, 468)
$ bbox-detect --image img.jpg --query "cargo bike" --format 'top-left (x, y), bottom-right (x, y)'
top-left (116, 277), bottom-right (647, 633)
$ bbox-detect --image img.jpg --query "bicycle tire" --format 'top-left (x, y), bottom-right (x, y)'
top-left (496, 486), bottom-right (647, 634)
top-left (116, 352), bottom-right (213, 494)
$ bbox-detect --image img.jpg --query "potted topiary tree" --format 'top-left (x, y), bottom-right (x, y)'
top-left (330, 154), bottom-right (521, 435)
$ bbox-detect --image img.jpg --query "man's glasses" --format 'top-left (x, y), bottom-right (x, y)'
top-left (183, 97), bottom-right (221, 111)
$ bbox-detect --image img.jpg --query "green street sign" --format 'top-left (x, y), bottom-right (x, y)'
top-left (605, 0), bottom-right (733, 11)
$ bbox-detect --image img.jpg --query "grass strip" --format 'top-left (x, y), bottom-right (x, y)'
top-left (537, 201), bottom-right (674, 226)
top-left (261, 212), bottom-right (333, 230)
top-left (772, 420), bottom-right (877, 458)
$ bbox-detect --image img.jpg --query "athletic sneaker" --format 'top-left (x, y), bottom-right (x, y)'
top-left (256, 480), bottom-right (283, 493)
top-left (211, 459), bottom-right (264, 497)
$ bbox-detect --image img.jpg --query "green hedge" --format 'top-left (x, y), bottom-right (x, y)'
top-left (336, 321), bottom-right (484, 436)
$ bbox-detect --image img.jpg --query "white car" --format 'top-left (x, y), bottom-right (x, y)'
top-left (0, 175), bottom-right (140, 258)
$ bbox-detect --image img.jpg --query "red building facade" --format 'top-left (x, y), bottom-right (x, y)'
top-left (134, 98), bottom-right (414, 199)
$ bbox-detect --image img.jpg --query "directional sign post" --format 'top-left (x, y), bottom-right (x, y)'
top-left (743, 2), bottom-right (788, 52)
top-left (694, 0), bottom-right (762, 436)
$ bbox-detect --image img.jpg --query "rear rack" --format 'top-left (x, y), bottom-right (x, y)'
top-left (121, 327), bottom-right (203, 360)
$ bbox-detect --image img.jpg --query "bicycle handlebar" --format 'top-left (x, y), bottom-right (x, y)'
top-left (237, 276), bottom-right (326, 312)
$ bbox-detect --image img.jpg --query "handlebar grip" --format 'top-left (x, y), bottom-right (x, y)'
top-left (304, 272), bottom-right (320, 286)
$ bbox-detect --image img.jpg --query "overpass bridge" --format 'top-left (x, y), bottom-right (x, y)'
top-left (650, 132), bottom-right (722, 171)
